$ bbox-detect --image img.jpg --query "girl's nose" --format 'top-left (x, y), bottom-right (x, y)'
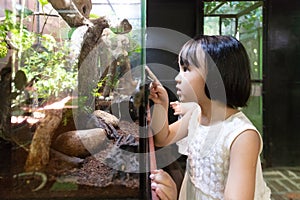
top-left (175, 73), bottom-right (181, 83)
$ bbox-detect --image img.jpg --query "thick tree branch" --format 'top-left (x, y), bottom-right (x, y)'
top-left (48, 0), bottom-right (92, 27)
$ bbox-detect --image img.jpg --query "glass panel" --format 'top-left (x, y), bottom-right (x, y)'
top-left (204, 16), bottom-right (219, 35)
top-left (221, 17), bottom-right (236, 36)
top-left (239, 5), bottom-right (263, 133)
top-left (243, 84), bottom-right (263, 133)
top-left (240, 28), bottom-right (263, 81)
top-left (0, 0), bottom-right (145, 199)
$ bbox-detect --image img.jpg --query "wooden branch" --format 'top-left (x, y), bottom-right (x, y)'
top-left (78, 17), bottom-right (109, 68)
top-left (25, 108), bottom-right (63, 172)
top-left (48, 0), bottom-right (92, 27)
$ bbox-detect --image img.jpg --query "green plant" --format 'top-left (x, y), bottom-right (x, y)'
top-left (11, 39), bottom-right (78, 112)
top-left (21, 35), bottom-right (78, 99)
top-left (0, 10), bottom-right (35, 54)
top-left (0, 42), bottom-right (8, 58)
top-left (92, 71), bottom-right (120, 98)
top-left (1, 7), bottom-right (77, 109)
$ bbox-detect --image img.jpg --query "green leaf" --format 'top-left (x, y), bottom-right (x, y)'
top-left (15, 4), bottom-right (34, 17)
top-left (38, 0), bottom-right (49, 7)
top-left (50, 181), bottom-right (78, 191)
top-left (68, 28), bottom-right (76, 39)
top-left (89, 13), bottom-right (100, 19)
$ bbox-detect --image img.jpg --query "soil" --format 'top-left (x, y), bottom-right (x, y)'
top-left (0, 120), bottom-right (141, 200)
top-left (47, 120), bottom-right (140, 188)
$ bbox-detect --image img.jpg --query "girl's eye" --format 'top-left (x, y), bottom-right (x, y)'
top-left (179, 56), bottom-right (189, 72)
top-left (183, 65), bottom-right (188, 72)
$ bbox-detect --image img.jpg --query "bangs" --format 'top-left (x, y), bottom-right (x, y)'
top-left (179, 39), bottom-right (206, 71)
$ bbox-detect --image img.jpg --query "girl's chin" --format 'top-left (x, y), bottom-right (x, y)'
top-left (178, 96), bottom-right (185, 102)
top-left (177, 92), bottom-right (183, 101)
top-left (177, 95), bottom-right (182, 101)
top-left (178, 94), bottom-right (193, 103)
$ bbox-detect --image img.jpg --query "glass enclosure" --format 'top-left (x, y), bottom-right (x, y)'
top-left (204, 1), bottom-right (264, 133)
top-left (0, 0), bottom-right (146, 199)
top-left (0, 0), bottom-right (268, 199)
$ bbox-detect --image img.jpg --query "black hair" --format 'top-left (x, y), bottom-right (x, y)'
top-left (179, 35), bottom-right (251, 108)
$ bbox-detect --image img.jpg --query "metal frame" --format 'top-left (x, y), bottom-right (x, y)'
top-left (204, 1), bottom-right (263, 36)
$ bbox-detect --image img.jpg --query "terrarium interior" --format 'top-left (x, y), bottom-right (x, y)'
top-left (0, 0), bottom-right (146, 199)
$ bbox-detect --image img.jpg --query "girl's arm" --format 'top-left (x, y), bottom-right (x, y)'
top-left (151, 106), bottom-right (192, 147)
top-left (149, 81), bottom-right (172, 147)
top-left (149, 82), bottom-right (198, 147)
top-left (225, 130), bottom-right (261, 200)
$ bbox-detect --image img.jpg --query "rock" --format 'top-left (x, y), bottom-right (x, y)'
top-left (52, 128), bottom-right (109, 158)
top-left (93, 110), bottom-right (119, 127)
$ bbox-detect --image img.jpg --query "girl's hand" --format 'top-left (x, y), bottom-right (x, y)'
top-left (170, 101), bottom-right (181, 116)
top-left (149, 81), bottom-right (169, 108)
top-left (150, 169), bottom-right (177, 200)
top-left (170, 101), bottom-right (199, 116)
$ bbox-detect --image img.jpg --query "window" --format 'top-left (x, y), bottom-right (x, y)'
top-left (204, 1), bottom-right (264, 133)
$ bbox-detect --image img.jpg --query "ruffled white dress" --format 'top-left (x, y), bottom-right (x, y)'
top-left (176, 106), bottom-right (271, 200)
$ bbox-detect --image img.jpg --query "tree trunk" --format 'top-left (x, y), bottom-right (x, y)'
top-left (48, 0), bottom-right (109, 127)
top-left (0, 57), bottom-right (12, 140)
top-left (25, 109), bottom-right (62, 172)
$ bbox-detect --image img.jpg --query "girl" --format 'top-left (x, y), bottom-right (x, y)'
top-left (149, 35), bottom-right (271, 200)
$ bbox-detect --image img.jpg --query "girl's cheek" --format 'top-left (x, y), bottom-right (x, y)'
top-left (184, 81), bottom-right (199, 102)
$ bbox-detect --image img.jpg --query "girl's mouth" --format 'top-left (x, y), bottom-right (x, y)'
top-left (176, 88), bottom-right (181, 98)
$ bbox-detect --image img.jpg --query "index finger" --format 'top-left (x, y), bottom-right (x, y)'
top-left (145, 65), bottom-right (161, 85)
top-left (150, 81), bottom-right (161, 89)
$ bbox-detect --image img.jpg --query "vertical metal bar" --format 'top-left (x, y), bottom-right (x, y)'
top-left (147, 105), bottom-right (159, 200)
top-left (262, 0), bottom-right (271, 167)
top-left (139, 101), bottom-right (151, 200)
top-left (219, 16), bottom-right (222, 35)
top-left (235, 17), bottom-right (238, 37)
top-left (196, 0), bottom-right (203, 35)
top-left (139, 0), bottom-right (151, 199)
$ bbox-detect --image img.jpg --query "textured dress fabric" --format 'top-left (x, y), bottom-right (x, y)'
top-left (176, 107), bottom-right (271, 200)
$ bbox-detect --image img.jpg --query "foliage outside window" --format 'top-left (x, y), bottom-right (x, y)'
top-left (204, 1), bottom-right (263, 133)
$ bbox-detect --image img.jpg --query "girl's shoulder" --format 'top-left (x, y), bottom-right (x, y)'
top-left (223, 111), bottom-right (263, 153)
top-left (223, 111), bottom-right (256, 131)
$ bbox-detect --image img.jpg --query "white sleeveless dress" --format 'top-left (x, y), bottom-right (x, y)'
top-left (176, 107), bottom-right (271, 200)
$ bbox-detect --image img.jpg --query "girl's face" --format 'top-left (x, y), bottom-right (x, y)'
top-left (175, 61), bottom-right (207, 103)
